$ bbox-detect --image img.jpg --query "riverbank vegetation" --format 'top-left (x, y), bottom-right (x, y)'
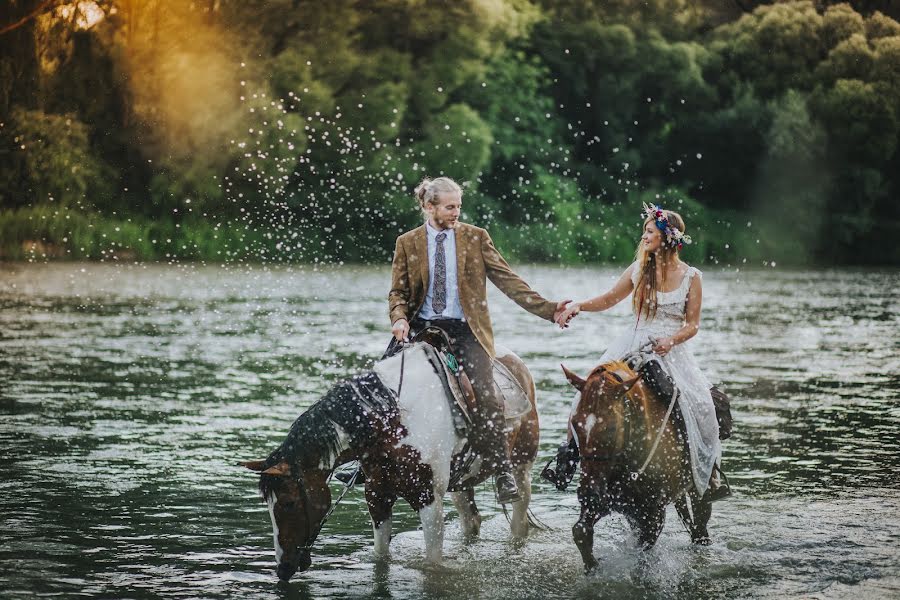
top-left (2, 1), bottom-right (899, 265)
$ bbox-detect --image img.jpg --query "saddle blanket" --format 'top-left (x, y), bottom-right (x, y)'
top-left (423, 343), bottom-right (530, 428)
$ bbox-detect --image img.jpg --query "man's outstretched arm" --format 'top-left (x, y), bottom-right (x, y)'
top-left (481, 229), bottom-right (567, 322)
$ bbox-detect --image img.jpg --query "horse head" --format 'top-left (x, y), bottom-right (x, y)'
top-left (561, 362), bottom-right (640, 497)
top-left (243, 459), bottom-right (332, 581)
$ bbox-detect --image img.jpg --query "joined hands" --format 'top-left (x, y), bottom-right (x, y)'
top-left (554, 300), bottom-right (580, 329)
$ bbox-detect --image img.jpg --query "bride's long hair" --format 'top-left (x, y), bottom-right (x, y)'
top-left (632, 209), bottom-right (687, 322)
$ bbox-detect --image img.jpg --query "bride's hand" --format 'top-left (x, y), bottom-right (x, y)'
top-left (652, 337), bottom-right (675, 356)
top-left (557, 303), bottom-right (581, 329)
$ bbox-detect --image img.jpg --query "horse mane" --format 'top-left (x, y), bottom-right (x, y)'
top-left (582, 360), bottom-right (661, 441)
top-left (580, 360), bottom-right (652, 416)
top-left (258, 371), bottom-right (398, 499)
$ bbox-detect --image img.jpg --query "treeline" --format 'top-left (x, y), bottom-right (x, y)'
top-left (1, 0), bottom-right (899, 265)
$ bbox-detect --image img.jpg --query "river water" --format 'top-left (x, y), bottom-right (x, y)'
top-left (1, 262), bottom-right (898, 599)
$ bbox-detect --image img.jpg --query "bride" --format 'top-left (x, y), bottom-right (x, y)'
top-left (546, 203), bottom-right (728, 500)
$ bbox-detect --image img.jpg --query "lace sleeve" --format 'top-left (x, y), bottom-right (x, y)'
top-left (629, 261), bottom-right (640, 286)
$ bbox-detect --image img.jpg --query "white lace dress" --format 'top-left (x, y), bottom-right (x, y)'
top-left (597, 262), bottom-right (721, 496)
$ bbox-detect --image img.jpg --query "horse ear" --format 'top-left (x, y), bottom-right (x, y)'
top-left (261, 461), bottom-right (292, 477)
top-left (561, 364), bottom-right (586, 391)
top-left (241, 460), bottom-right (267, 472)
top-left (614, 374), bottom-right (641, 394)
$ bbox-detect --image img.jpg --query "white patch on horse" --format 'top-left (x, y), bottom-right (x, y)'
top-left (372, 517), bottom-right (392, 556)
top-left (418, 500), bottom-right (445, 563)
top-left (584, 413), bottom-right (598, 438)
top-left (267, 495), bottom-right (284, 564)
top-left (373, 344), bottom-right (461, 492)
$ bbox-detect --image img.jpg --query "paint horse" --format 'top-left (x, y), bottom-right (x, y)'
top-left (243, 341), bottom-right (540, 580)
top-left (560, 360), bottom-right (713, 572)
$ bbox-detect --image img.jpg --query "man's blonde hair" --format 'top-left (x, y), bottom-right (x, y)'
top-left (414, 177), bottom-right (462, 213)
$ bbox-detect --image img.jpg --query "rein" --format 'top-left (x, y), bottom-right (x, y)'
top-left (295, 463), bottom-right (362, 553)
top-left (631, 384), bottom-right (678, 480)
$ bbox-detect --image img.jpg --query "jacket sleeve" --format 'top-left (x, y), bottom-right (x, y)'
top-left (388, 236), bottom-right (411, 324)
top-left (481, 229), bottom-right (557, 321)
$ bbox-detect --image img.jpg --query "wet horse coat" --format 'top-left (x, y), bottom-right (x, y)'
top-left (244, 342), bottom-right (539, 580)
top-left (562, 361), bottom-right (713, 572)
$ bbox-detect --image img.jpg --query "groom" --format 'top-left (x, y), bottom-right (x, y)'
top-left (387, 177), bottom-right (571, 503)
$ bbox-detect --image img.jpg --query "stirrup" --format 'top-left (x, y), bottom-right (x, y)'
top-left (540, 440), bottom-right (579, 491)
top-left (495, 471), bottom-right (522, 504)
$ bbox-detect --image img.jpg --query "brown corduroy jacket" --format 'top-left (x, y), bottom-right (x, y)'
top-left (388, 222), bottom-right (557, 358)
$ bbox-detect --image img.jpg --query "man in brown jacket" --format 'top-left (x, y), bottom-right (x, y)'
top-left (388, 177), bottom-right (571, 503)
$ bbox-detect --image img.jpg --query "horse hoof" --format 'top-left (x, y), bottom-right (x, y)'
top-left (692, 536), bottom-right (712, 546)
top-left (583, 560), bottom-right (600, 574)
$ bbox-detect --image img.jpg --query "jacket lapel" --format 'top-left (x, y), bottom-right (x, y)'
top-left (414, 224), bottom-right (429, 289)
top-left (455, 223), bottom-right (468, 276)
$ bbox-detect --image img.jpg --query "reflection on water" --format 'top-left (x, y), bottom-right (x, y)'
top-left (1, 262), bottom-right (898, 599)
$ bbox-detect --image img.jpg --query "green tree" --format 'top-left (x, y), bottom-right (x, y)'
top-left (1, 108), bottom-right (114, 208)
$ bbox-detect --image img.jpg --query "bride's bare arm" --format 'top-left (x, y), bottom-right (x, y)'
top-left (577, 265), bottom-right (635, 313)
top-left (652, 275), bottom-right (702, 355)
top-left (556, 266), bottom-right (635, 327)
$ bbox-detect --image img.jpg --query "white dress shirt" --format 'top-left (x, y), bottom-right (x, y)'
top-left (417, 221), bottom-right (465, 320)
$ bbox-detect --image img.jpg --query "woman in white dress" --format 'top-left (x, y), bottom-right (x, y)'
top-left (544, 203), bottom-right (728, 500)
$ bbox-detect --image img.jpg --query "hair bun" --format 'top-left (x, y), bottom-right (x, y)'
top-left (414, 178), bottom-right (432, 204)
top-left (414, 177), bottom-right (433, 207)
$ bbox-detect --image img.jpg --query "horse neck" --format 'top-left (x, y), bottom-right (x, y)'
top-left (623, 382), bottom-right (683, 464)
top-left (284, 372), bottom-right (394, 472)
top-left (577, 382), bottom-right (665, 459)
top-left (290, 410), bottom-right (353, 473)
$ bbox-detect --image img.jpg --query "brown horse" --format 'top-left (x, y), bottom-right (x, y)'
top-left (561, 360), bottom-right (712, 572)
top-left (243, 342), bottom-right (539, 580)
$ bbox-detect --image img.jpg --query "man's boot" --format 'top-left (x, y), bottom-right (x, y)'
top-left (495, 462), bottom-right (521, 504)
top-left (490, 436), bottom-right (521, 504)
top-left (472, 393), bottom-right (521, 504)
top-left (540, 438), bottom-right (580, 491)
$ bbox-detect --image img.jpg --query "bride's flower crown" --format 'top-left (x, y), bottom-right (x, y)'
top-left (641, 202), bottom-right (692, 250)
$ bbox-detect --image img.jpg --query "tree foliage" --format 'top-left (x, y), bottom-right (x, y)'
top-left (1, 0), bottom-right (898, 264)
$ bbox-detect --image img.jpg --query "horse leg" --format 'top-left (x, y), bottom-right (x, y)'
top-left (692, 490), bottom-right (713, 545)
top-left (674, 490), bottom-right (712, 545)
top-left (573, 485), bottom-right (604, 573)
top-left (510, 462), bottom-right (532, 539)
top-left (450, 488), bottom-right (481, 539)
top-left (418, 499), bottom-right (445, 564)
top-left (366, 485), bottom-right (396, 558)
top-left (636, 503), bottom-right (666, 550)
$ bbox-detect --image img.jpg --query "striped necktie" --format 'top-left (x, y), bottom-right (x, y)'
top-left (433, 232), bottom-right (447, 314)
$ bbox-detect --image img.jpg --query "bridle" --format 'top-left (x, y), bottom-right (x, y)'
top-left (284, 464), bottom-right (361, 554)
top-left (578, 370), bottom-right (640, 468)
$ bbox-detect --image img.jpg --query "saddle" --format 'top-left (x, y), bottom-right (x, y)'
top-left (410, 327), bottom-right (531, 435)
